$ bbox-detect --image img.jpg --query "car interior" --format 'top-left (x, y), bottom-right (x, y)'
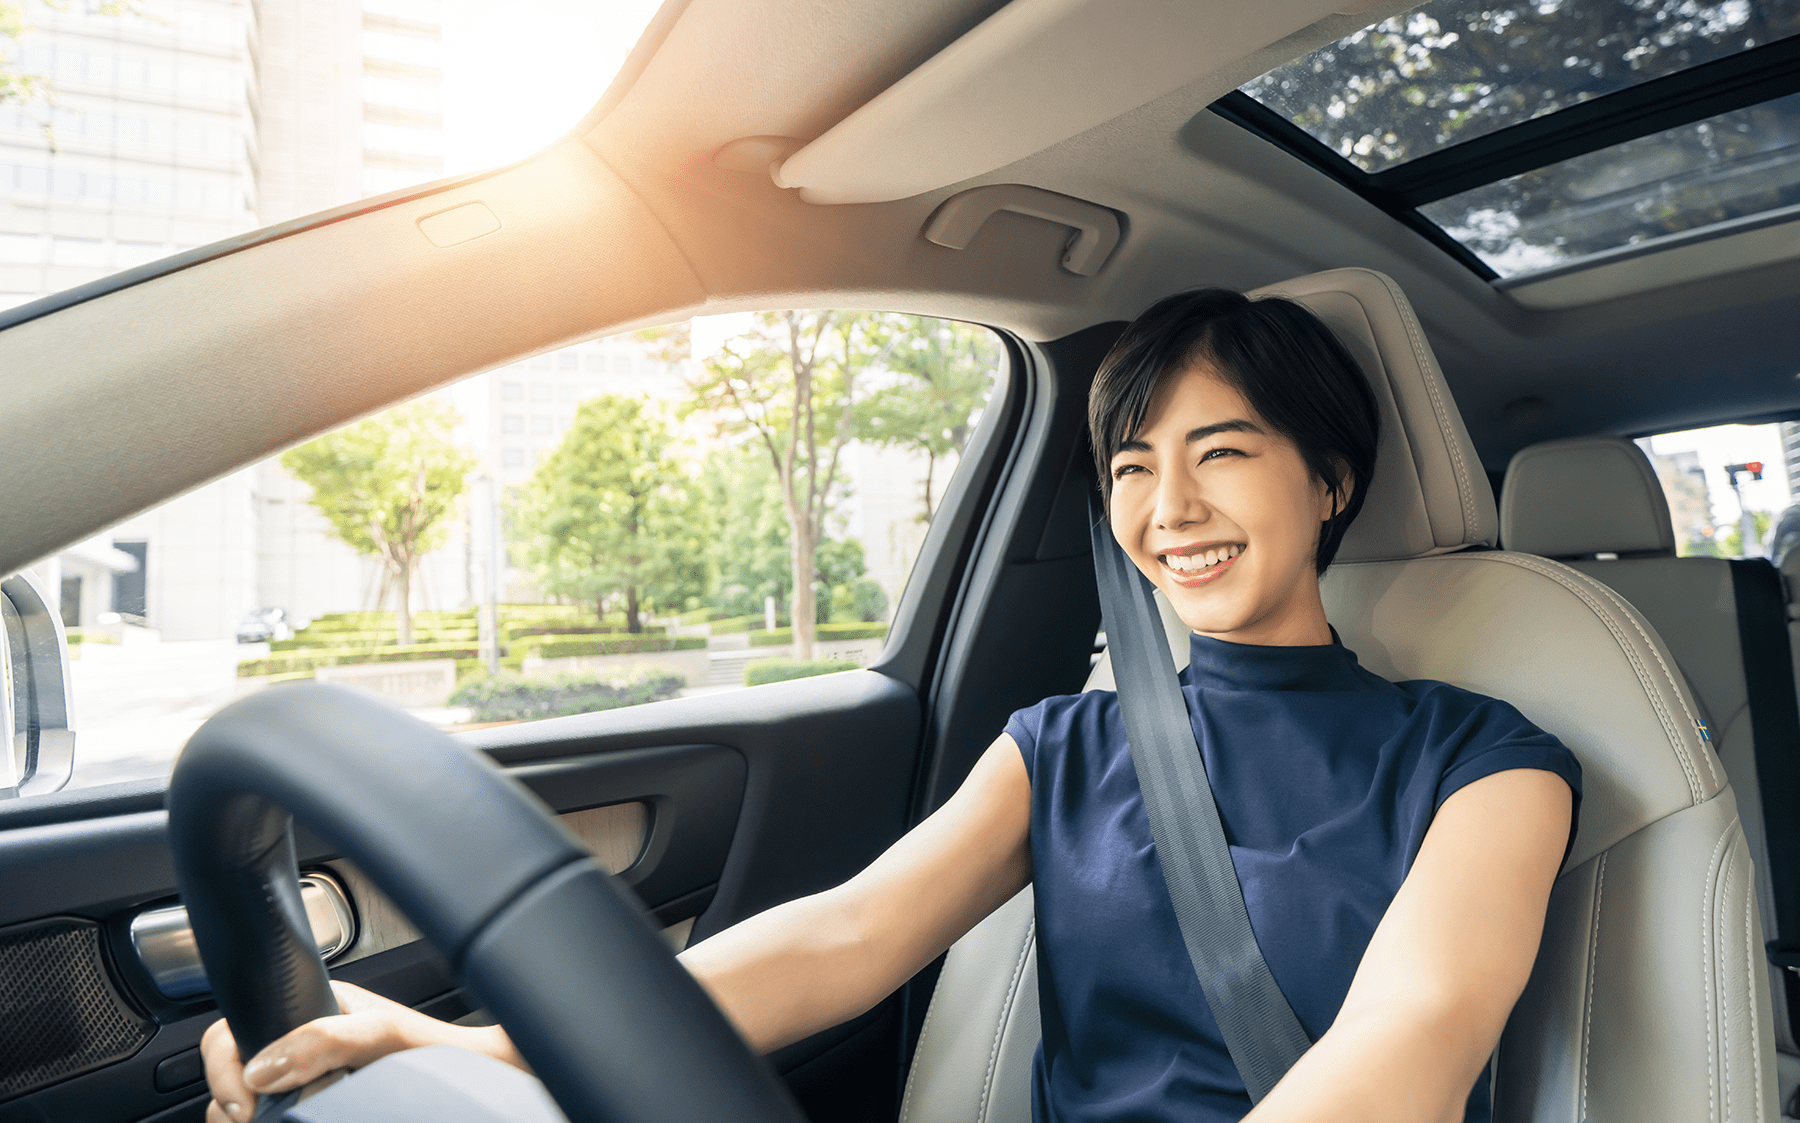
top-left (2, 0), bottom-right (1800, 1120)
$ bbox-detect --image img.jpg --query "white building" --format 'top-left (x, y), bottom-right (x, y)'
top-left (4, 0), bottom-right (459, 639)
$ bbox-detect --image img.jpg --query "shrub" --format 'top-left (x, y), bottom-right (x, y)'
top-left (704, 614), bottom-right (767, 635)
top-left (237, 641), bottom-right (479, 677)
top-left (748, 622), bottom-right (889, 647)
top-left (850, 579), bottom-right (889, 623)
top-left (744, 658), bottom-right (856, 686)
top-left (65, 630), bottom-right (121, 646)
top-left (525, 635), bottom-right (704, 659)
top-left (448, 669), bottom-right (686, 722)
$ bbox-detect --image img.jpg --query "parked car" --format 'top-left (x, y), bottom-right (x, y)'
top-left (0, 1), bottom-right (1796, 1121)
top-left (234, 608), bottom-right (295, 645)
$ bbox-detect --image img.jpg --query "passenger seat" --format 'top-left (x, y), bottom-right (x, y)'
top-left (1501, 433), bottom-right (1800, 1108)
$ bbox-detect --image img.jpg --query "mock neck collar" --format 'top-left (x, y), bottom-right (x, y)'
top-left (1180, 628), bottom-right (1368, 693)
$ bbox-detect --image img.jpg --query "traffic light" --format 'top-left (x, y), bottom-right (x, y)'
top-left (1726, 462), bottom-right (1764, 482)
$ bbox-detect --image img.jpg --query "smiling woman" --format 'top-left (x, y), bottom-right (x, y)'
top-left (1090, 289), bottom-right (1379, 645)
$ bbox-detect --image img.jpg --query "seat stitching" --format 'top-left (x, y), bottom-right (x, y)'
top-left (1580, 853), bottom-right (1606, 1123)
top-left (1722, 840), bottom-right (1734, 1122)
top-left (1462, 553), bottom-right (1707, 801)
top-left (1744, 833), bottom-right (1765, 1123)
top-left (897, 943), bottom-right (947, 1123)
top-left (978, 917), bottom-right (1037, 1123)
top-left (1703, 820), bottom-right (1735, 1123)
top-left (1548, 557), bottom-right (1720, 790)
top-left (1378, 271), bottom-right (1481, 538)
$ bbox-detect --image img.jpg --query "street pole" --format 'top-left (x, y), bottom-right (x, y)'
top-left (474, 475), bottom-right (502, 675)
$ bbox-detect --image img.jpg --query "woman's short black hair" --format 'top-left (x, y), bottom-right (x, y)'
top-left (1088, 288), bottom-right (1381, 574)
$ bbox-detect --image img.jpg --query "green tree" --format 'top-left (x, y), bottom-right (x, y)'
top-left (858, 317), bottom-right (999, 522)
top-left (282, 399), bottom-right (475, 646)
top-left (511, 395), bottom-right (706, 633)
top-left (2, 2), bottom-right (146, 118)
top-left (686, 311), bottom-right (898, 658)
top-left (1717, 510), bottom-right (1775, 558)
top-left (701, 443), bottom-right (791, 620)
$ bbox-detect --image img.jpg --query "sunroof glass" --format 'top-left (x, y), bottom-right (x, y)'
top-left (1418, 88), bottom-right (1800, 275)
top-left (1243, 1), bottom-right (1800, 175)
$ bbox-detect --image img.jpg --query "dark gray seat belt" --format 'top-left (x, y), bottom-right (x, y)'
top-left (1088, 496), bottom-right (1311, 1103)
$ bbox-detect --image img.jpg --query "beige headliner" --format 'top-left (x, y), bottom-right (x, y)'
top-left (2, 0), bottom-right (1799, 577)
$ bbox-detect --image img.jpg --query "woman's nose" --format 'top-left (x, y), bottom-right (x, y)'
top-left (1152, 468), bottom-right (1206, 530)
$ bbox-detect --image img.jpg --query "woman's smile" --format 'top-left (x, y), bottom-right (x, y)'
top-left (1158, 543), bottom-right (1244, 586)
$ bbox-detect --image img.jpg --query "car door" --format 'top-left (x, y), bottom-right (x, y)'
top-left (0, 313), bottom-right (1115, 1123)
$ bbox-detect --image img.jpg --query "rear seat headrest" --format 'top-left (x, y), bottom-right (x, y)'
top-left (1500, 435), bottom-right (1675, 558)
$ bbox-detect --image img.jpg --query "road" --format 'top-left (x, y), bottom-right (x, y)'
top-left (65, 640), bottom-right (260, 789)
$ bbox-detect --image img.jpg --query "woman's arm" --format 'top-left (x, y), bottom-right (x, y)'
top-left (202, 733), bottom-right (1032, 1120)
top-left (1247, 767), bottom-right (1573, 1123)
top-left (679, 731), bottom-right (1033, 1051)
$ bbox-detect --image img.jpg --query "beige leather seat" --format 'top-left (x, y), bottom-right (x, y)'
top-left (1502, 433), bottom-right (1799, 1113)
top-left (901, 269), bottom-right (1777, 1123)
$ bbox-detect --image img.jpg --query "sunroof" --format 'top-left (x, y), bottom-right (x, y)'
top-left (1245, 1), bottom-right (1800, 175)
top-left (1223, 0), bottom-right (1800, 282)
top-left (1419, 89), bottom-right (1800, 275)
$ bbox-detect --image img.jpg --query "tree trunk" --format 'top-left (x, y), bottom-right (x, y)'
top-left (396, 560), bottom-right (414, 646)
top-left (791, 528), bottom-right (816, 659)
top-left (625, 584), bottom-right (642, 634)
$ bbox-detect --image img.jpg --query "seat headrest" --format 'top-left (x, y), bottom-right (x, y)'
top-left (1500, 436), bottom-right (1675, 558)
top-left (1249, 269), bottom-right (1496, 563)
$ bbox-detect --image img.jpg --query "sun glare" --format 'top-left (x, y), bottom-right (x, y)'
top-left (441, 0), bottom-right (665, 176)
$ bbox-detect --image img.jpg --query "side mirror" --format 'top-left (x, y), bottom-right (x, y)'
top-left (1, 572), bottom-right (75, 798)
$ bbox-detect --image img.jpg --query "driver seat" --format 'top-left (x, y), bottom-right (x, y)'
top-left (900, 268), bottom-right (1778, 1122)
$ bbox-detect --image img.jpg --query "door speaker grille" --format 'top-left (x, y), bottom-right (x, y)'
top-left (0, 917), bottom-right (152, 1100)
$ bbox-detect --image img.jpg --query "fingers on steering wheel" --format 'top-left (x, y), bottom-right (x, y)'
top-left (237, 1012), bottom-right (404, 1095)
top-left (200, 1017), bottom-right (253, 1123)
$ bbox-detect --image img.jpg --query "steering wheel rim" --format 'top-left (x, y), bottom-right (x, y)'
top-left (167, 682), bottom-right (803, 1123)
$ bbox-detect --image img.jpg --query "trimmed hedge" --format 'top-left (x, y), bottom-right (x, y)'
top-left (706, 614), bottom-right (768, 635)
top-left (66, 630), bottom-right (121, 646)
top-left (448, 670), bottom-right (686, 722)
top-left (748, 622), bottom-right (890, 647)
top-left (745, 658), bottom-right (856, 686)
top-left (238, 642), bottom-right (478, 678)
top-left (503, 623), bottom-right (665, 643)
top-left (525, 635), bottom-right (704, 659)
top-left (272, 629), bottom-right (477, 652)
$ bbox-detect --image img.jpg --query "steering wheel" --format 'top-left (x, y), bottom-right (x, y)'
top-left (166, 682), bottom-right (805, 1123)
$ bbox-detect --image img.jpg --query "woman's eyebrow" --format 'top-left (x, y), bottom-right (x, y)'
top-left (1185, 419), bottom-right (1263, 443)
top-left (1116, 419), bottom-right (1263, 456)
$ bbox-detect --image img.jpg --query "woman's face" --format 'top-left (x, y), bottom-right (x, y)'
top-left (1107, 364), bottom-right (1337, 646)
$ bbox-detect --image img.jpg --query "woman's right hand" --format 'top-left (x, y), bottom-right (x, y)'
top-left (200, 981), bottom-right (524, 1123)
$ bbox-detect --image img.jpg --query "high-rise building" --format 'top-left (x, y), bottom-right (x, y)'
top-left (3, 0), bottom-right (454, 638)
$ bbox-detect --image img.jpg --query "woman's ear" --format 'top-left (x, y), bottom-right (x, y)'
top-left (1318, 459), bottom-right (1353, 522)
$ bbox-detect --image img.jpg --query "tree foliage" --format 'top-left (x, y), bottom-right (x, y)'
top-left (511, 395), bottom-right (706, 633)
top-left (685, 311), bottom-right (900, 656)
top-left (282, 399), bottom-right (475, 646)
top-left (1244, 2), bottom-right (1800, 270)
top-left (858, 317), bottom-right (998, 522)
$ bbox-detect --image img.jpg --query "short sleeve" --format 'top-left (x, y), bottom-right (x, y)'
top-left (1432, 694), bottom-right (1583, 861)
top-left (1005, 699), bottom-right (1051, 782)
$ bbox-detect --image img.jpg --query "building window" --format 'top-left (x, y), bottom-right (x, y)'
top-left (557, 352), bottom-right (578, 370)
top-left (529, 355), bottom-right (551, 370)
top-left (502, 414), bottom-right (524, 434)
top-left (584, 354), bottom-right (604, 372)
top-left (530, 382), bottom-right (551, 401)
top-left (501, 381), bottom-right (523, 400)
top-left (612, 355), bottom-right (632, 373)
top-left (530, 416), bottom-right (552, 435)
top-left (502, 447), bottom-right (524, 467)
top-left (557, 383), bottom-right (575, 402)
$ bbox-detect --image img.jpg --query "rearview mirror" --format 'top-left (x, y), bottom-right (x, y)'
top-left (1, 572), bottom-right (75, 798)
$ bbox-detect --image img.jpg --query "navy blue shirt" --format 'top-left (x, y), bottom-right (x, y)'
top-left (1004, 631), bottom-right (1581, 1123)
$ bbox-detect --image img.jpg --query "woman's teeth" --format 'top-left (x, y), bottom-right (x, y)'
top-left (1162, 545), bottom-right (1242, 573)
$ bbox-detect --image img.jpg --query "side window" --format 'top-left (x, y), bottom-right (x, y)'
top-left (23, 312), bottom-right (1002, 792)
top-left (1636, 422), bottom-right (1795, 558)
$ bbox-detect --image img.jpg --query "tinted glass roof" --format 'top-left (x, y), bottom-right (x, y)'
top-left (1244, 1), bottom-right (1800, 175)
top-left (1223, 1), bottom-right (1800, 281)
top-left (1419, 89), bottom-right (1800, 275)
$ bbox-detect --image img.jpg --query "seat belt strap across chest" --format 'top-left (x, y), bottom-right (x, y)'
top-left (1088, 495), bottom-right (1311, 1103)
